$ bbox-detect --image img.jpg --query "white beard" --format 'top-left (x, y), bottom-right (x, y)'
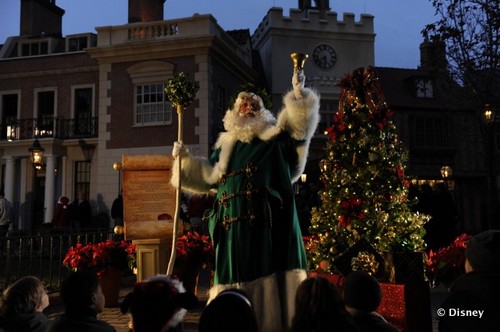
top-left (223, 108), bottom-right (277, 143)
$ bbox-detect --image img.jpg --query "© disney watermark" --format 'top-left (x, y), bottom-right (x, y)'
top-left (437, 308), bottom-right (484, 319)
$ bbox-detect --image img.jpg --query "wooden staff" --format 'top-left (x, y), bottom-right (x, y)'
top-left (167, 104), bottom-right (184, 275)
top-left (164, 72), bottom-right (198, 276)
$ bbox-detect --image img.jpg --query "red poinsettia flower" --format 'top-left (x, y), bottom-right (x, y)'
top-left (338, 195), bottom-right (364, 228)
top-left (176, 231), bottom-right (214, 267)
top-left (425, 233), bottom-right (470, 287)
top-left (63, 240), bottom-right (136, 274)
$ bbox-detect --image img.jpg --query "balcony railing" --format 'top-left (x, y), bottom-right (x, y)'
top-left (1, 117), bottom-right (98, 141)
top-left (0, 229), bottom-right (118, 293)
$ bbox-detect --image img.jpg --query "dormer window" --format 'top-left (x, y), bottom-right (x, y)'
top-left (18, 37), bottom-right (58, 57)
top-left (20, 40), bottom-right (49, 56)
top-left (415, 78), bottom-right (434, 98)
top-left (66, 33), bottom-right (96, 52)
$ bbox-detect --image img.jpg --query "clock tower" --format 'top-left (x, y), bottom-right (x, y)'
top-left (252, 3), bottom-right (375, 170)
top-left (252, 4), bottom-right (375, 108)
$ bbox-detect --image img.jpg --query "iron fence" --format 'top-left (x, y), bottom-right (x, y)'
top-left (0, 228), bottom-right (119, 293)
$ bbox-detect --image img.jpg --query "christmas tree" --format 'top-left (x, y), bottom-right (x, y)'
top-left (307, 67), bottom-right (430, 274)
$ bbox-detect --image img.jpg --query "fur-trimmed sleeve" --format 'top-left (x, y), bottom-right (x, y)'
top-left (170, 154), bottom-right (214, 194)
top-left (276, 88), bottom-right (320, 182)
top-left (277, 88), bottom-right (320, 141)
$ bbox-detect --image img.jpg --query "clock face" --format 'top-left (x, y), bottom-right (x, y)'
top-left (313, 44), bottom-right (337, 69)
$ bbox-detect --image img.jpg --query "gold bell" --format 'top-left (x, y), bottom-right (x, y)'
top-left (290, 53), bottom-right (309, 70)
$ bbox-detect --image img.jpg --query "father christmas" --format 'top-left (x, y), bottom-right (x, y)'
top-left (171, 69), bottom-right (320, 331)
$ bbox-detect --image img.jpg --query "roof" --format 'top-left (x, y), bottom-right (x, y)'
top-left (375, 66), bottom-right (449, 111)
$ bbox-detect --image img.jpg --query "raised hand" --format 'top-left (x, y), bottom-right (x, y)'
top-left (172, 141), bottom-right (187, 158)
top-left (292, 69), bottom-right (305, 99)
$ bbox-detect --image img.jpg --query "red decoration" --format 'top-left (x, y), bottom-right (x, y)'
top-left (378, 282), bottom-right (432, 332)
top-left (310, 272), bottom-right (432, 332)
top-left (425, 233), bottom-right (470, 287)
top-left (63, 240), bottom-right (136, 274)
top-left (338, 195), bottom-right (364, 227)
top-left (176, 231), bottom-right (214, 267)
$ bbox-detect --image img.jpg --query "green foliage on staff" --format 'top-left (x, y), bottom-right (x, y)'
top-left (164, 72), bottom-right (199, 108)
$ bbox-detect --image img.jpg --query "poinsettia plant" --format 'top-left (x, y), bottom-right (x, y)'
top-left (425, 233), bottom-right (470, 287)
top-left (63, 240), bottom-right (136, 275)
top-left (176, 231), bottom-right (214, 268)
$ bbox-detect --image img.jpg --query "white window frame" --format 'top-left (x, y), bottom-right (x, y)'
top-left (127, 61), bottom-right (175, 127)
top-left (134, 83), bottom-right (172, 126)
top-left (415, 78), bottom-right (434, 98)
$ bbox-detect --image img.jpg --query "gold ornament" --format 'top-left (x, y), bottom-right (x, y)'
top-left (114, 225), bottom-right (124, 235)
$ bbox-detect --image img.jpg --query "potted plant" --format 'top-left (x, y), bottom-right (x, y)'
top-left (175, 231), bottom-right (214, 294)
top-left (425, 233), bottom-right (470, 289)
top-left (63, 240), bottom-right (136, 307)
top-left (63, 239), bottom-right (136, 274)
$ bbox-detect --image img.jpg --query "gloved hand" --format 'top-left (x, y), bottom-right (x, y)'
top-left (292, 69), bottom-right (305, 99)
top-left (172, 141), bottom-right (187, 158)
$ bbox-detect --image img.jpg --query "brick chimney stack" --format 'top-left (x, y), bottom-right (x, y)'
top-left (129, 0), bottom-right (166, 23)
top-left (20, 0), bottom-right (65, 37)
top-left (419, 40), bottom-right (447, 72)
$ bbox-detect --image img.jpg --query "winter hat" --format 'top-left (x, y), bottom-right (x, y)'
top-left (199, 289), bottom-right (258, 332)
top-left (120, 275), bottom-right (198, 332)
top-left (465, 230), bottom-right (500, 272)
top-left (343, 270), bottom-right (382, 312)
top-left (58, 196), bottom-right (69, 206)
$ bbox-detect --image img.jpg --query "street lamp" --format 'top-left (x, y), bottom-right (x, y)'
top-left (29, 138), bottom-right (44, 169)
top-left (482, 103), bottom-right (498, 229)
top-left (484, 104), bottom-right (495, 122)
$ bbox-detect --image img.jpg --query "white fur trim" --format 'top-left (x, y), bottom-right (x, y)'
top-left (142, 275), bottom-right (187, 330)
top-left (208, 269), bottom-right (307, 331)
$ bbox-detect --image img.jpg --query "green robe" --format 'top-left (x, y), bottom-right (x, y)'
top-left (208, 132), bottom-right (308, 285)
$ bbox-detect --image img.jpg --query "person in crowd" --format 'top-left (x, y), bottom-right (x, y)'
top-left (199, 288), bottom-right (258, 332)
top-left (171, 67), bottom-right (320, 331)
top-left (71, 191), bottom-right (92, 231)
top-left (187, 194), bottom-right (214, 235)
top-left (0, 276), bottom-right (50, 332)
top-left (290, 276), bottom-right (358, 332)
top-left (438, 229), bottom-right (500, 332)
top-left (0, 190), bottom-right (14, 246)
top-left (47, 270), bottom-right (115, 332)
top-left (120, 275), bottom-right (197, 332)
top-left (343, 270), bottom-right (398, 332)
top-left (52, 196), bottom-right (71, 230)
top-left (111, 192), bottom-right (123, 227)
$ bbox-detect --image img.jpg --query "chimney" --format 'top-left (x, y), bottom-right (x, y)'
top-left (315, 0), bottom-right (330, 18)
top-left (20, 0), bottom-right (65, 37)
top-left (419, 40), bottom-right (447, 72)
top-left (129, 0), bottom-right (166, 23)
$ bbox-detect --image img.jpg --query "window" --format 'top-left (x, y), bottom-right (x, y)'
top-left (318, 100), bottom-right (337, 136)
top-left (74, 87), bottom-right (94, 136)
top-left (412, 117), bottom-right (452, 150)
top-left (415, 78), bottom-right (434, 98)
top-left (20, 41), bottom-right (49, 56)
top-left (134, 83), bottom-right (172, 125)
top-left (68, 36), bottom-right (88, 52)
top-left (1, 93), bottom-right (19, 140)
top-left (35, 90), bottom-right (55, 137)
top-left (74, 161), bottom-right (91, 200)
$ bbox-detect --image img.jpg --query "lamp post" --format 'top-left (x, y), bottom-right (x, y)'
top-left (483, 104), bottom-right (498, 229)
